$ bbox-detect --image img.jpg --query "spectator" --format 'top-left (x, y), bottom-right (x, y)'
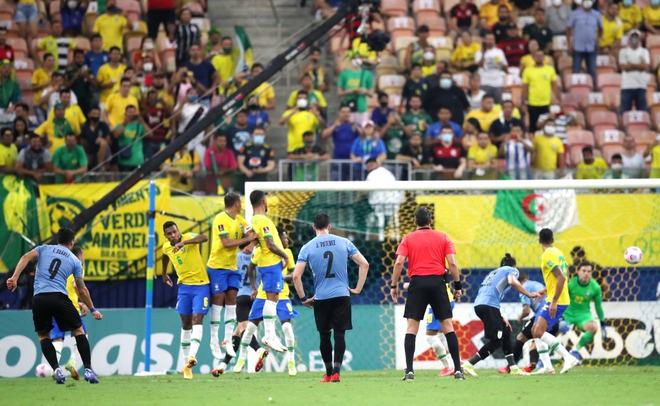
top-left (520, 39), bottom-right (552, 72)
top-left (14, 102), bottom-right (37, 131)
top-left (477, 33), bottom-right (508, 103)
top-left (136, 53), bottom-right (156, 89)
top-left (52, 133), bottom-right (88, 184)
top-left (96, 47), bottom-right (127, 112)
top-left (429, 125), bottom-right (467, 179)
top-left (204, 133), bottom-right (237, 192)
top-left (619, 29), bottom-right (649, 114)
top-left (522, 50), bottom-right (561, 133)
top-left (465, 94), bottom-right (499, 135)
top-left (364, 158), bottom-right (403, 209)
top-left (421, 46), bottom-right (438, 77)
top-left (523, 8), bottom-right (553, 52)
top-left (93, 0), bottom-right (129, 52)
top-left (224, 110), bottom-right (255, 155)
top-left (401, 95), bottom-right (433, 138)
top-left (112, 105), bottom-right (149, 172)
top-left (16, 0), bottom-right (39, 50)
top-left (600, 2), bottom-right (623, 56)
top-left (621, 135), bottom-right (646, 178)
top-left (31, 54), bottom-right (56, 123)
top-left (165, 144), bottom-right (201, 195)
top-left (424, 71), bottom-right (470, 125)
top-left (449, 0), bottom-right (480, 38)
top-left (644, 135), bottom-right (660, 179)
top-left (619, 0), bottom-right (642, 32)
top-left (12, 118), bottom-right (30, 149)
top-left (237, 127), bottom-right (275, 182)
top-left (567, 0), bottom-right (602, 84)
top-left (142, 89), bottom-right (169, 159)
top-left (349, 120), bottom-right (387, 179)
top-left (204, 28), bottom-right (222, 59)
top-left (489, 99), bottom-right (525, 149)
top-left (175, 9), bottom-right (201, 66)
top-left (492, 5), bottom-right (514, 43)
top-left (61, 0), bottom-right (86, 36)
top-left (280, 91), bottom-right (323, 154)
top-left (401, 64), bottom-right (428, 110)
top-left (499, 123), bottom-right (533, 179)
top-left (236, 63), bottom-right (276, 111)
top-left (47, 89), bottom-right (86, 136)
top-left (287, 130), bottom-right (330, 181)
top-left (80, 106), bottom-right (110, 170)
top-left (105, 78), bottom-right (140, 129)
top-left (0, 128), bottom-right (18, 174)
top-left (426, 107), bottom-right (464, 144)
top-left (16, 134), bottom-right (53, 181)
top-left (39, 73), bottom-right (77, 113)
top-left (35, 102), bottom-right (72, 154)
top-left (147, 0), bottom-right (177, 39)
top-left (546, 0), bottom-right (572, 35)
top-left (532, 117), bottom-right (565, 179)
top-left (287, 73), bottom-right (326, 114)
top-left (602, 154), bottom-right (630, 179)
top-left (184, 43), bottom-right (218, 107)
top-left (371, 91), bottom-right (394, 129)
top-left (498, 22), bottom-right (527, 67)
top-left (85, 35), bottom-right (109, 78)
top-left (173, 87), bottom-right (210, 162)
top-left (425, 60), bottom-right (449, 89)
top-left (211, 36), bottom-right (240, 85)
top-left (112, 67), bottom-right (142, 100)
top-left (451, 31), bottom-right (481, 73)
top-left (337, 54), bottom-right (375, 124)
top-left (405, 25), bottom-right (431, 71)
top-left (321, 105), bottom-right (359, 173)
top-left (468, 131), bottom-right (499, 179)
top-left (0, 61), bottom-right (21, 110)
top-left (466, 74), bottom-right (487, 111)
top-left (512, 0), bottom-right (537, 16)
top-left (133, 36), bottom-right (163, 73)
top-left (480, 0), bottom-right (513, 28)
top-left (0, 28), bottom-right (13, 63)
top-left (246, 97), bottom-right (271, 130)
top-left (65, 49), bottom-right (92, 115)
top-left (396, 132), bottom-right (432, 169)
top-left (462, 117), bottom-right (481, 149)
top-left (576, 146), bottom-right (608, 179)
top-left (379, 111), bottom-right (406, 159)
top-left (151, 72), bottom-right (175, 109)
top-left (297, 46), bottom-right (328, 92)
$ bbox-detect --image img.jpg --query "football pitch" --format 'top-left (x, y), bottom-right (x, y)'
top-left (3, 367), bottom-right (659, 406)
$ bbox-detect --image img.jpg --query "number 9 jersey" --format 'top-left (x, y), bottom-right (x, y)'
top-left (34, 245), bottom-right (83, 296)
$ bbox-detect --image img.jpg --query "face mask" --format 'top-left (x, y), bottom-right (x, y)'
top-left (304, 141), bottom-right (315, 148)
top-left (188, 95), bottom-right (197, 103)
top-left (144, 42), bottom-right (155, 50)
top-left (441, 133), bottom-right (453, 144)
top-left (552, 0), bottom-right (562, 6)
top-left (296, 98), bottom-right (308, 109)
top-left (253, 135), bottom-right (265, 145)
top-left (351, 58), bottom-right (363, 68)
top-left (582, 0), bottom-right (592, 8)
top-left (67, 0), bottom-right (78, 9)
top-left (623, 0), bottom-right (632, 5)
top-left (630, 37), bottom-right (640, 46)
top-left (440, 78), bottom-right (452, 89)
top-left (89, 116), bottom-right (99, 122)
top-left (223, 47), bottom-right (233, 53)
top-left (143, 62), bottom-right (153, 72)
top-left (423, 51), bottom-right (435, 61)
top-left (379, 101), bottom-right (388, 108)
top-left (611, 163), bottom-right (623, 170)
top-left (550, 105), bottom-right (561, 114)
top-left (544, 125), bottom-right (556, 135)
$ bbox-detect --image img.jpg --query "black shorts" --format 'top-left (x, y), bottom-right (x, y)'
top-left (236, 295), bottom-right (253, 323)
top-left (313, 296), bottom-right (352, 332)
top-left (475, 305), bottom-right (506, 341)
top-left (32, 292), bottom-right (82, 334)
top-left (403, 275), bottom-right (452, 321)
top-left (520, 317), bottom-right (560, 340)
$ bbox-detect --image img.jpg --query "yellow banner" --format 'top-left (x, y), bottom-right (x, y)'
top-left (418, 194), bottom-right (660, 268)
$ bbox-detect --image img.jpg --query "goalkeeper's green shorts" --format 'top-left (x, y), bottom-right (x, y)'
top-left (563, 311), bottom-right (596, 330)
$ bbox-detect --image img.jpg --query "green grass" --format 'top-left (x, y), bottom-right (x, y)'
top-left (3, 367), bottom-right (660, 406)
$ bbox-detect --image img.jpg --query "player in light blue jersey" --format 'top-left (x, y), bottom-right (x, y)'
top-left (293, 212), bottom-right (369, 383)
top-left (6, 228), bottom-right (103, 385)
top-left (461, 254), bottom-right (539, 377)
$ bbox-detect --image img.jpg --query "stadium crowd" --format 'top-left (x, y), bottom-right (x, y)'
top-left (0, 0), bottom-right (659, 194)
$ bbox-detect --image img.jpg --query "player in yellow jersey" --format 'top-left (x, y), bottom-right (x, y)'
top-left (161, 221), bottom-right (210, 380)
top-left (206, 192), bottom-right (258, 360)
top-left (50, 246), bottom-right (87, 380)
top-left (531, 228), bottom-right (579, 375)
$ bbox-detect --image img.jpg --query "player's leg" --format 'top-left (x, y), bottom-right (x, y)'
top-left (425, 308), bottom-right (453, 374)
top-left (64, 317), bottom-right (86, 380)
top-left (261, 263), bottom-right (285, 350)
top-left (532, 305), bottom-right (578, 374)
top-left (571, 318), bottom-right (598, 361)
top-left (216, 295), bottom-right (252, 374)
top-left (430, 283), bottom-right (462, 379)
top-left (531, 312), bottom-right (554, 373)
top-left (176, 285), bottom-right (195, 379)
top-left (222, 279), bottom-right (240, 357)
top-left (187, 285), bottom-right (210, 373)
top-left (207, 268), bottom-right (226, 359)
top-left (402, 278), bottom-right (428, 380)
top-left (314, 298), bottom-right (334, 382)
top-left (279, 299), bottom-right (299, 375)
top-left (50, 317), bottom-right (65, 364)
top-left (233, 299), bottom-right (266, 373)
top-left (499, 318), bottom-right (526, 374)
top-left (179, 314), bottom-right (192, 372)
top-left (53, 294), bottom-right (90, 383)
top-left (319, 330), bottom-right (333, 381)
top-left (463, 306), bottom-right (504, 376)
top-left (330, 297), bottom-right (352, 382)
top-left (32, 295), bottom-right (61, 380)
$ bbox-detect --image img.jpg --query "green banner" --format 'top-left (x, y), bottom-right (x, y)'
top-left (0, 176), bottom-right (41, 272)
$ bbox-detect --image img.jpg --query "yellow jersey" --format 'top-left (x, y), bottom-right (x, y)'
top-left (47, 104), bottom-right (87, 136)
top-left (207, 211), bottom-right (249, 270)
top-left (211, 52), bottom-right (240, 83)
top-left (66, 267), bottom-right (84, 313)
top-left (650, 145), bottom-right (660, 178)
top-left (421, 64), bottom-right (436, 77)
top-left (282, 109), bottom-right (319, 152)
top-left (93, 13), bottom-right (128, 52)
top-left (541, 246), bottom-right (570, 305)
top-left (96, 63), bottom-right (127, 104)
top-left (105, 93), bottom-right (140, 129)
top-left (252, 214), bottom-right (284, 268)
top-left (576, 157), bottom-right (608, 179)
top-left (31, 68), bottom-right (51, 106)
top-left (520, 54), bottom-right (551, 70)
top-left (162, 232), bottom-right (209, 285)
top-left (467, 143), bottom-right (498, 164)
top-left (164, 150), bottom-right (200, 193)
top-left (522, 64), bottom-right (556, 107)
top-left (0, 143), bottom-right (18, 169)
top-left (480, 1), bottom-right (513, 27)
top-left (246, 81), bottom-right (275, 108)
top-left (464, 109), bottom-right (499, 133)
top-left (532, 135), bottom-right (564, 171)
top-left (619, 4), bottom-right (643, 31)
top-left (254, 247), bottom-right (294, 300)
top-left (601, 16), bottom-right (623, 48)
top-left (643, 5), bottom-right (660, 27)
top-left (450, 43), bottom-right (481, 64)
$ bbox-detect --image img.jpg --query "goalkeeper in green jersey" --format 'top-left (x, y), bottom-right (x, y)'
top-left (565, 261), bottom-right (607, 364)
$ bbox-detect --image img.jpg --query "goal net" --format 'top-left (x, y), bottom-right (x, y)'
top-left (246, 179), bottom-right (660, 371)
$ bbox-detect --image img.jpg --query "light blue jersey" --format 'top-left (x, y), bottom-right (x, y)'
top-left (33, 245), bottom-right (83, 296)
top-left (474, 266), bottom-right (519, 309)
top-left (521, 280), bottom-right (546, 313)
top-left (297, 234), bottom-right (359, 300)
top-left (237, 251), bottom-right (254, 297)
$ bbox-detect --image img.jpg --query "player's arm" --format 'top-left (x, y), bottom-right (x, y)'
top-left (446, 253), bottom-right (462, 300)
top-left (348, 252), bottom-right (369, 295)
top-left (508, 274), bottom-right (539, 299)
top-left (519, 304), bottom-right (531, 323)
top-left (390, 254), bottom-right (406, 301)
top-left (264, 236), bottom-right (289, 263)
top-left (248, 261), bottom-right (258, 299)
top-left (292, 261), bottom-right (314, 308)
top-left (549, 266), bottom-right (566, 318)
top-left (161, 253), bottom-right (173, 287)
top-left (74, 277), bottom-right (103, 320)
top-left (220, 230), bottom-right (256, 248)
top-left (6, 249), bottom-right (39, 291)
top-left (173, 233), bottom-right (208, 253)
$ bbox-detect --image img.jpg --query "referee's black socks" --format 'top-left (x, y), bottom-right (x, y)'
top-left (40, 338), bottom-right (59, 370)
top-left (74, 334), bottom-right (92, 369)
top-left (404, 333), bottom-right (416, 373)
top-left (444, 332), bottom-right (462, 372)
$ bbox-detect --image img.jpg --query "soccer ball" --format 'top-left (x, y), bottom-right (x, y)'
top-left (624, 246), bottom-right (643, 265)
top-left (35, 363), bottom-right (53, 377)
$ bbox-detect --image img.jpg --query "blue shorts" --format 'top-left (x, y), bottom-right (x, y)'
top-left (206, 267), bottom-right (241, 294)
top-left (248, 298), bottom-right (299, 322)
top-left (259, 263), bottom-right (284, 293)
top-left (425, 301), bottom-right (456, 331)
top-left (51, 316), bottom-right (87, 340)
top-left (535, 302), bottom-right (569, 331)
top-left (15, 3), bottom-right (39, 23)
top-left (176, 284), bottom-right (211, 316)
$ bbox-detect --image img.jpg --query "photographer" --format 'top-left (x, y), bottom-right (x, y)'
top-left (64, 49), bottom-right (92, 115)
top-left (112, 105), bottom-right (150, 172)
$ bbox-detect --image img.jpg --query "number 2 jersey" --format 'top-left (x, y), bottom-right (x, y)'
top-left (33, 245), bottom-right (83, 296)
top-left (541, 246), bottom-right (570, 306)
top-left (297, 234), bottom-right (360, 300)
top-left (162, 233), bottom-right (209, 285)
top-left (251, 246), bottom-right (294, 300)
top-left (474, 265), bottom-right (519, 309)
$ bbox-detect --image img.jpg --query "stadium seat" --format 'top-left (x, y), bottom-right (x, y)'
top-left (416, 15), bottom-right (446, 36)
top-left (429, 36), bottom-right (453, 61)
top-left (376, 55), bottom-right (401, 76)
top-left (630, 130), bottom-right (656, 153)
top-left (13, 59), bottom-right (35, 72)
top-left (622, 111), bottom-right (651, 132)
top-left (443, 0), bottom-right (461, 14)
top-left (556, 55), bottom-right (573, 76)
top-left (388, 93), bottom-right (403, 110)
top-left (566, 130), bottom-right (595, 166)
top-left (22, 90), bottom-right (34, 112)
top-left (452, 72), bottom-right (469, 90)
top-left (646, 35), bottom-right (660, 52)
top-left (330, 33), bottom-right (350, 53)
top-left (553, 35), bottom-right (568, 52)
top-left (7, 38), bottom-right (28, 60)
top-left (601, 144), bottom-right (623, 163)
top-left (117, 0), bottom-right (142, 22)
top-left (595, 54), bottom-right (617, 75)
top-left (650, 48), bottom-right (660, 70)
top-left (378, 74), bottom-right (406, 95)
top-left (653, 105), bottom-right (660, 128)
top-left (387, 17), bottom-right (416, 45)
top-left (585, 92), bottom-right (608, 124)
top-left (602, 90), bottom-right (620, 110)
top-left (595, 129), bottom-right (624, 147)
top-left (50, 1), bottom-right (61, 21)
top-left (648, 91), bottom-right (660, 115)
top-left (126, 36), bottom-right (143, 54)
top-left (647, 75), bottom-right (658, 96)
top-left (561, 92), bottom-right (583, 113)
top-left (73, 36), bottom-right (91, 52)
top-left (15, 71), bottom-right (32, 91)
top-left (564, 73), bottom-right (593, 94)
top-left (412, 0), bottom-right (441, 18)
top-left (597, 73), bottom-right (621, 93)
top-left (588, 110), bottom-right (618, 134)
top-left (380, 0), bottom-right (409, 17)
top-left (394, 35), bottom-right (418, 65)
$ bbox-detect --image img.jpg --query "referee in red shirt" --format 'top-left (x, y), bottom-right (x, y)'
top-left (391, 207), bottom-right (464, 381)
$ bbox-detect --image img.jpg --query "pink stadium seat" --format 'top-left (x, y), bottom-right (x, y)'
top-left (564, 73), bottom-right (593, 94)
top-left (585, 92), bottom-right (608, 124)
top-left (588, 111), bottom-right (618, 134)
top-left (595, 54), bottom-right (617, 75)
top-left (15, 70), bottom-right (32, 91)
top-left (561, 92), bottom-right (583, 113)
top-left (566, 130), bottom-right (595, 146)
top-left (380, 0), bottom-right (409, 17)
top-left (413, 0), bottom-right (441, 18)
top-left (416, 14), bottom-right (446, 36)
top-left (73, 37), bottom-right (91, 52)
top-left (7, 38), bottom-right (27, 60)
top-left (602, 144), bottom-right (624, 164)
top-left (595, 129), bottom-right (624, 147)
top-left (630, 130), bottom-right (656, 153)
top-left (597, 73), bottom-right (621, 93)
top-left (646, 35), bottom-right (660, 51)
top-left (50, 1), bottom-right (61, 21)
top-left (557, 55), bottom-right (573, 76)
top-left (622, 111), bottom-right (651, 132)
